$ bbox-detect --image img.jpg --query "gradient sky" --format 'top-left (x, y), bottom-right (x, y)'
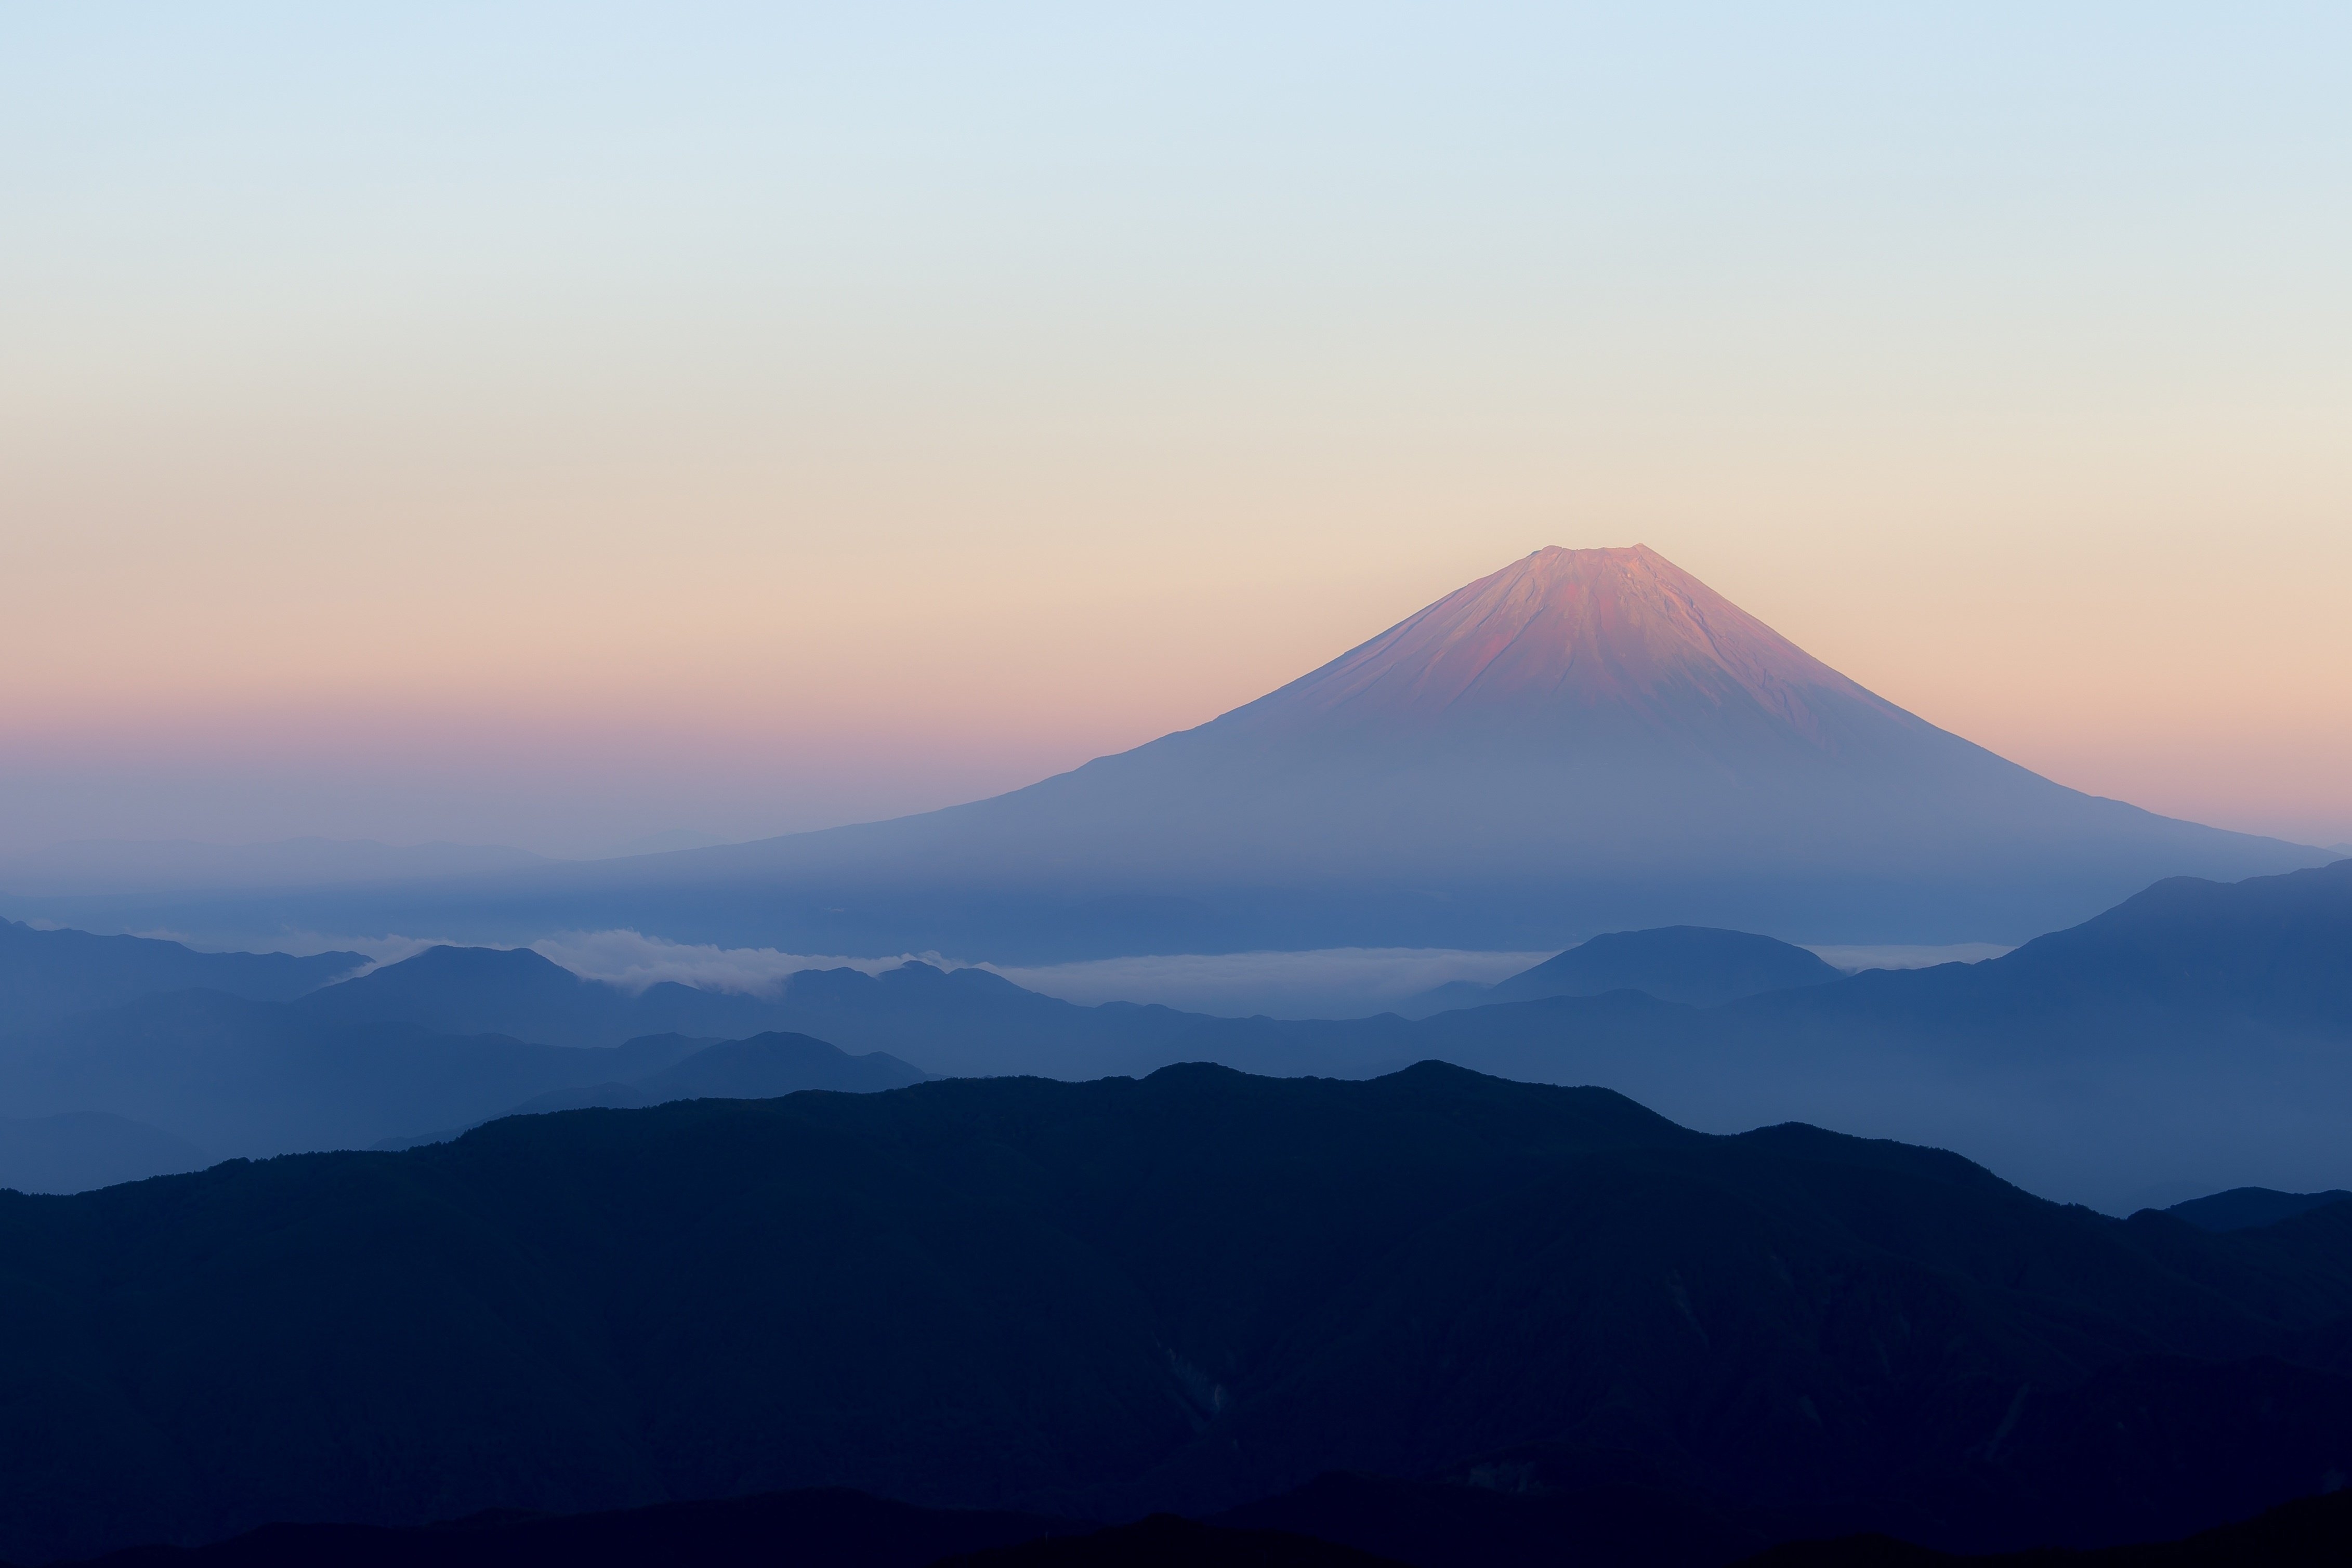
top-left (3, 4), bottom-right (2347, 857)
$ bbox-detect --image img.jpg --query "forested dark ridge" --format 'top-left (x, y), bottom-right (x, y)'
top-left (1741, 1485), bottom-right (2352, 1565)
top-left (1, 1063), bottom-right (2347, 1564)
top-left (55, 1489), bottom-right (1085, 1568)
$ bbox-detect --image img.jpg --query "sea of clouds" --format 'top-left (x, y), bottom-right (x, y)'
top-left (182, 928), bottom-right (2012, 1019)
top-left (247, 929), bottom-right (1556, 1018)
top-left (991, 948), bottom-right (1556, 1018)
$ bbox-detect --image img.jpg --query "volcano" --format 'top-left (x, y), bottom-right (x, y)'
top-left (142, 547), bottom-right (2332, 959)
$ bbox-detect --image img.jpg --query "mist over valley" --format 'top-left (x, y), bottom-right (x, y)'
top-left (7, 11), bottom-right (2350, 1561)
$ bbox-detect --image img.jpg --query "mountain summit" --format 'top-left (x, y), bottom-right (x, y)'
top-left (143, 547), bottom-right (2325, 959)
top-left (1239, 545), bottom-right (1872, 736)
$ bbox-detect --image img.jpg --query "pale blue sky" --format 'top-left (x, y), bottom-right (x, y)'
top-left (2, 5), bottom-right (2347, 852)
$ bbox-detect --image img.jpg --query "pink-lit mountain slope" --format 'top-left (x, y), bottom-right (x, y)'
top-left (1230, 543), bottom-right (1890, 740)
top-left (161, 548), bottom-right (2331, 960)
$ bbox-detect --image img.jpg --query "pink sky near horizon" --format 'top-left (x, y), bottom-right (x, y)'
top-left (2, 7), bottom-right (2347, 857)
top-left (4, 521), bottom-right (2346, 857)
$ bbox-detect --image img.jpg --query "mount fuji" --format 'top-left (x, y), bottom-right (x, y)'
top-left (37, 548), bottom-right (2325, 959)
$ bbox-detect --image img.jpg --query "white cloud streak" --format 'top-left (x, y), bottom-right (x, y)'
top-left (139, 922), bottom-right (2008, 1011)
top-left (989, 947), bottom-right (1555, 1019)
top-left (1805, 943), bottom-right (2012, 973)
top-left (528, 930), bottom-right (927, 997)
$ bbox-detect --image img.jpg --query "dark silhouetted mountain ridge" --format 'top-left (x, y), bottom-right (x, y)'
top-left (1741, 1485), bottom-right (2352, 1565)
top-left (940, 1513), bottom-right (1405, 1566)
top-left (2167, 1188), bottom-right (2352, 1232)
top-left (7, 861), bottom-right (2350, 1206)
top-left (64, 1487), bottom-right (1083, 1568)
top-left (2, 1064), bottom-right (2350, 1562)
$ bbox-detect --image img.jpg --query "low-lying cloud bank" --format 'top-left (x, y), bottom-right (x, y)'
top-left (215, 929), bottom-right (2014, 1017)
top-left (531, 936), bottom-right (2014, 1016)
top-left (530, 930), bottom-right (920, 996)
top-left (992, 947), bottom-right (1555, 1019)
top-left (202, 929), bottom-right (928, 993)
top-left (278, 929), bottom-right (1558, 1017)
top-left (527, 934), bottom-right (1553, 1018)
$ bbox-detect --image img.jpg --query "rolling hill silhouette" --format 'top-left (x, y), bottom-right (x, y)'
top-left (0, 989), bottom-right (917, 1184)
top-left (6, 860), bottom-right (2347, 1205)
top-left (483, 1032), bottom-right (927, 1124)
top-left (652, 860), bottom-right (2352, 1208)
top-left (296, 943), bottom-right (790, 1048)
top-left (0, 919), bottom-right (361, 1034)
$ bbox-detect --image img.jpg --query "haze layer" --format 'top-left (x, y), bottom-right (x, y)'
top-left (142, 547), bottom-right (2318, 961)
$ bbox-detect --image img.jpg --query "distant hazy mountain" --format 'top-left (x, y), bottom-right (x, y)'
top-left (0, 918), bottom-right (362, 1033)
top-left (1386, 861), bottom-right (2352, 1207)
top-left (8, 860), bottom-right (2347, 1204)
top-left (0, 836), bottom-right (546, 896)
top-left (297, 943), bottom-right (792, 1048)
top-left (4, 1064), bottom-right (2349, 1564)
top-left (0, 991), bottom-right (925, 1180)
top-left (0, 932), bottom-right (937, 1175)
top-left (0, 991), bottom-right (706, 1163)
top-left (297, 942), bottom-right (1219, 1076)
top-left (771, 961), bottom-right (1220, 1076)
top-left (1401, 926), bottom-right (1841, 1016)
top-left (491, 1032), bottom-right (926, 1122)
top-left (636, 1030), bottom-right (924, 1097)
top-left (129, 546), bottom-right (2317, 961)
top-left (693, 861), bottom-right (2352, 1208)
top-left (594, 827), bottom-right (740, 857)
top-left (0, 936), bottom-right (1009, 1174)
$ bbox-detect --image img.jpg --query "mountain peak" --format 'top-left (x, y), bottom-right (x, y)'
top-left (359, 546), bottom-right (2325, 958)
top-left (1228, 543), bottom-right (1877, 742)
